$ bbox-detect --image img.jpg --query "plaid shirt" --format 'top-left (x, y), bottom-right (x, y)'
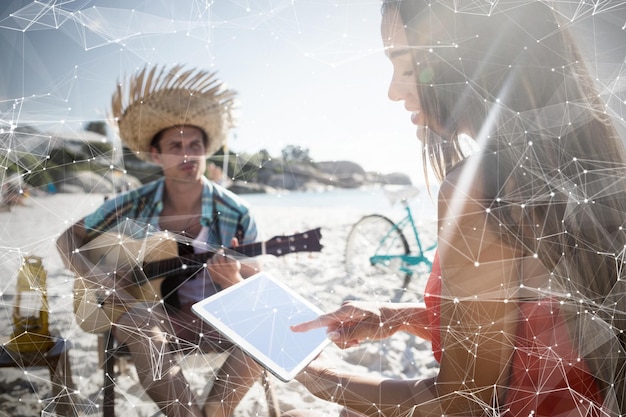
top-left (83, 176), bottom-right (258, 246)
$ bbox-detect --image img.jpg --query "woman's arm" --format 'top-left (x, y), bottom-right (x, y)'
top-left (296, 362), bottom-right (439, 417)
top-left (291, 301), bottom-right (432, 348)
top-left (421, 167), bottom-right (520, 415)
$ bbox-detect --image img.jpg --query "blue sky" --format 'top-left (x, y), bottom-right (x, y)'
top-left (1, 1), bottom-right (624, 185)
top-left (0, 0), bottom-right (422, 182)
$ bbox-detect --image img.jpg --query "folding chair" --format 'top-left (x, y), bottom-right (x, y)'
top-left (0, 336), bottom-right (76, 416)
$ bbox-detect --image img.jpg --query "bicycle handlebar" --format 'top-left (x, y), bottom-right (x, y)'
top-left (383, 185), bottom-right (420, 205)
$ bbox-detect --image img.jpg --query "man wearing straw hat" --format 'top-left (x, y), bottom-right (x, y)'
top-left (58, 65), bottom-right (265, 417)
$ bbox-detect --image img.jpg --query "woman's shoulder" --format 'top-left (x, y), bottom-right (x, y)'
top-left (437, 155), bottom-right (521, 295)
top-left (438, 156), bottom-right (490, 207)
top-left (437, 154), bottom-right (515, 252)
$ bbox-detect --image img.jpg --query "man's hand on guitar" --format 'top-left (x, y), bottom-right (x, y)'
top-left (207, 237), bottom-right (244, 288)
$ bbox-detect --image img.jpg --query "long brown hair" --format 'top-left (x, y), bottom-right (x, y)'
top-left (383, 0), bottom-right (626, 412)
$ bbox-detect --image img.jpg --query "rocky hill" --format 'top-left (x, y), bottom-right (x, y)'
top-left (124, 149), bottom-right (412, 194)
top-left (1, 127), bottom-right (412, 197)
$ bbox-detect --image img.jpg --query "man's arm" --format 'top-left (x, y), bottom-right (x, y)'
top-left (57, 220), bottom-right (100, 279)
top-left (56, 220), bottom-right (131, 297)
top-left (207, 237), bottom-right (261, 289)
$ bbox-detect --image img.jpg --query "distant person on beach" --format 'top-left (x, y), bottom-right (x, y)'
top-left (286, 1), bottom-right (626, 416)
top-left (0, 175), bottom-right (28, 211)
top-left (57, 65), bottom-right (267, 417)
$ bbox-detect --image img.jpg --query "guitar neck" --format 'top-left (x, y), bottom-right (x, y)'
top-left (140, 227), bottom-right (321, 279)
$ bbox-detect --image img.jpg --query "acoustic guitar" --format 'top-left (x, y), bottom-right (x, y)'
top-left (73, 228), bottom-right (323, 333)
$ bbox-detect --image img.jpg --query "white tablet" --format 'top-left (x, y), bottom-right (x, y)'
top-left (191, 272), bottom-right (330, 382)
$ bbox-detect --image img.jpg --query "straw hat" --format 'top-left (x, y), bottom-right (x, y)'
top-left (111, 64), bottom-right (237, 161)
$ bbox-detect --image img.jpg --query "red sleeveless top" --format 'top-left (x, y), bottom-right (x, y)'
top-left (423, 251), bottom-right (605, 416)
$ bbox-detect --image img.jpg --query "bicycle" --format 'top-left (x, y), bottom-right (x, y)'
top-left (345, 185), bottom-right (437, 300)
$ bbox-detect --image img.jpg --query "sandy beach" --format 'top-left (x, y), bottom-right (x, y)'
top-left (0, 190), bottom-right (438, 417)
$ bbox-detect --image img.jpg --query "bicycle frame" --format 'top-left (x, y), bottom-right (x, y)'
top-left (369, 201), bottom-right (436, 277)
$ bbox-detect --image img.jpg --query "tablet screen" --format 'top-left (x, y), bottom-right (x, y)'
top-left (191, 272), bottom-right (330, 382)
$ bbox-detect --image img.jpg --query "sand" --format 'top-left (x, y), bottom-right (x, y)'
top-left (0, 191), bottom-right (438, 417)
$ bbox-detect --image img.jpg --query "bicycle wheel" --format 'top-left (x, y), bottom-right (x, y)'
top-left (345, 214), bottom-right (411, 298)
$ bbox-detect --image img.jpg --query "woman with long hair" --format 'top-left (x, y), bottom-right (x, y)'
top-left (287, 1), bottom-right (626, 416)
